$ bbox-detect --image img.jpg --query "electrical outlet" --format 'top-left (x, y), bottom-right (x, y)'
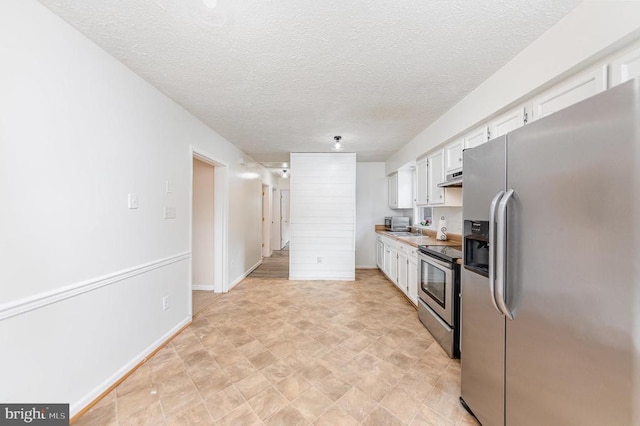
top-left (162, 295), bottom-right (170, 311)
top-left (317, 257), bottom-right (322, 264)
top-left (128, 194), bottom-right (138, 209)
top-left (164, 207), bottom-right (176, 219)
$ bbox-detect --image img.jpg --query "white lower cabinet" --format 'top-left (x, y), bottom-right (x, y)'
top-left (383, 238), bottom-right (399, 285)
top-left (376, 237), bottom-right (384, 269)
top-left (397, 250), bottom-right (408, 295)
top-left (377, 234), bottom-right (418, 306)
top-left (388, 245), bottom-right (398, 284)
top-left (407, 253), bottom-right (418, 305)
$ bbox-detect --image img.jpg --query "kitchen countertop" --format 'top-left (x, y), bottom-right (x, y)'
top-left (375, 226), bottom-right (464, 264)
top-left (376, 230), bottom-right (459, 248)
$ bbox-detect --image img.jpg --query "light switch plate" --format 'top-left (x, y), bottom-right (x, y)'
top-left (162, 295), bottom-right (170, 311)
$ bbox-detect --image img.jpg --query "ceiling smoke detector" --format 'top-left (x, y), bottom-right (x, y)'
top-left (332, 136), bottom-right (343, 151)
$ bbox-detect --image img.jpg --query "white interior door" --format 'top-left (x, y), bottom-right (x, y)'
top-left (271, 188), bottom-right (279, 253)
top-left (280, 189), bottom-right (290, 249)
top-left (261, 184), bottom-right (269, 257)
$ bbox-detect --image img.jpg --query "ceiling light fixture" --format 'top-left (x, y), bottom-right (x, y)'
top-left (202, 0), bottom-right (217, 9)
top-left (332, 135), bottom-right (343, 151)
top-left (281, 169), bottom-right (289, 178)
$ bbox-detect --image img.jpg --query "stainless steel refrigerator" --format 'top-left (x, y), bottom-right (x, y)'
top-left (460, 78), bottom-right (640, 425)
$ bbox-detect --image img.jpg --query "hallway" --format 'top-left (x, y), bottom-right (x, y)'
top-left (248, 249), bottom-right (289, 280)
top-left (76, 269), bottom-right (475, 425)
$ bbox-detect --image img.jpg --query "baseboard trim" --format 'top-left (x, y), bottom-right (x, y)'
top-left (70, 317), bottom-right (191, 423)
top-left (289, 276), bottom-right (356, 281)
top-left (0, 252), bottom-right (191, 322)
top-left (228, 260), bottom-right (262, 291)
top-left (192, 284), bottom-right (215, 291)
top-left (355, 265), bottom-right (378, 269)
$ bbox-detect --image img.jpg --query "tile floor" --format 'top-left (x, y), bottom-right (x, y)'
top-left (192, 290), bottom-right (221, 317)
top-left (76, 267), bottom-right (477, 425)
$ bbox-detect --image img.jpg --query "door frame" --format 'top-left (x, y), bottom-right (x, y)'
top-left (271, 188), bottom-right (279, 253)
top-left (261, 184), bottom-right (271, 257)
top-left (189, 146), bottom-right (229, 297)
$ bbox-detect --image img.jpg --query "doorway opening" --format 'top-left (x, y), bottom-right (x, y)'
top-left (190, 147), bottom-right (228, 317)
top-left (251, 185), bottom-right (288, 279)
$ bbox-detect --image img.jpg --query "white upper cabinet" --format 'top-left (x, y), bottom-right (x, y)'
top-left (610, 45), bottom-right (640, 87)
top-left (427, 150), bottom-right (445, 205)
top-left (463, 125), bottom-right (489, 149)
top-left (388, 170), bottom-right (413, 209)
top-left (444, 139), bottom-right (463, 174)
top-left (415, 158), bottom-right (428, 206)
top-left (531, 65), bottom-right (608, 121)
top-left (489, 107), bottom-right (526, 141)
top-left (388, 173), bottom-right (397, 208)
top-left (417, 151), bottom-right (460, 207)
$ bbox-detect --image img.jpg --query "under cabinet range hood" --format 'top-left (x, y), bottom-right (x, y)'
top-left (438, 171), bottom-right (463, 187)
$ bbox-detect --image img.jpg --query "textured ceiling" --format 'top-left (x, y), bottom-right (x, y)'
top-left (40, 0), bottom-right (579, 162)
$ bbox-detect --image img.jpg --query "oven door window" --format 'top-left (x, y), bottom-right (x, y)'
top-left (421, 261), bottom-right (447, 308)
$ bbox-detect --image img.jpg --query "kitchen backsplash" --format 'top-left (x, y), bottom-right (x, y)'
top-left (424, 207), bottom-right (462, 234)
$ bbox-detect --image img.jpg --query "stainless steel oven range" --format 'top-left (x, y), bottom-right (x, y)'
top-left (417, 245), bottom-right (462, 358)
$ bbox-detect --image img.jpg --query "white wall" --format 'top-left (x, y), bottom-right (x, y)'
top-left (289, 153), bottom-right (356, 280)
top-left (192, 158), bottom-right (214, 287)
top-left (355, 162), bottom-right (408, 268)
top-left (0, 0), bottom-right (272, 415)
top-left (387, 1), bottom-right (640, 173)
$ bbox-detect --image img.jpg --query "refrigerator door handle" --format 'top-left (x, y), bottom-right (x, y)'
top-left (488, 190), bottom-right (505, 315)
top-left (496, 188), bottom-right (515, 320)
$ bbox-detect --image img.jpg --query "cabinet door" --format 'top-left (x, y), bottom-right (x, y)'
top-left (384, 246), bottom-right (392, 276)
top-left (444, 139), bottom-right (463, 174)
top-left (388, 173), bottom-right (398, 208)
top-left (415, 158), bottom-right (428, 205)
top-left (464, 126), bottom-right (489, 149)
top-left (611, 45), bottom-right (640, 86)
top-left (530, 65), bottom-right (608, 121)
top-left (376, 240), bottom-right (384, 269)
top-left (388, 247), bottom-right (398, 284)
top-left (397, 251), bottom-right (408, 294)
top-left (427, 150), bottom-right (445, 205)
top-left (407, 254), bottom-right (418, 305)
top-left (396, 170), bottom-right (414, 209)
top-left (489, 107), bottom-right (525, 141)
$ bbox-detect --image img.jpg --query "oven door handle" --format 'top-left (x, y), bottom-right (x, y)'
top-left (489, 190), bottom-right (505, 316)
top-left (418, 252), bottom-right (452, 270)
top-left (496, 188), bottom-right (515, 320)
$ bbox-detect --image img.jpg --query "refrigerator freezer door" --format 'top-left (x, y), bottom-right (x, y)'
top-left (461, 137), bottom-right (506, 426)
top-left (504, 80), bottom-right (640, 425)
